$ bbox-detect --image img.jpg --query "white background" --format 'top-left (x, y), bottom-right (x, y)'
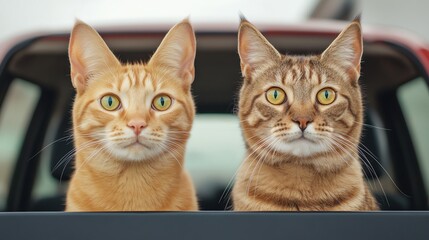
top-left (1, 0), bottom-right (428, 42)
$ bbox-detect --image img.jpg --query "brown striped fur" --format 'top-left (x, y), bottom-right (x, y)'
top-left (66, 20), bottom-right (198, 211)
top-left (232, 18), bottom-right (378, 211)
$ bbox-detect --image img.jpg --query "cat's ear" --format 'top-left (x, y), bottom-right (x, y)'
top-left (68, 20), bottom-right (121, 93)
top-left (238, 19), bottom-right (281, 79)
top-left (148, 19), bottom-right (196, 86)
top-left (321, 17), bottom-right (363, 79)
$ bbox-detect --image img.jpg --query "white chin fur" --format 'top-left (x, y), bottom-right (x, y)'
top-left (274, 138), bottom-right (329, 157)
top-left (105, 129), bottom-right (167, 162)
top-left (108, 144), bottom-right (164, 162)
top-left (271, 124), bottom-right (331, 157)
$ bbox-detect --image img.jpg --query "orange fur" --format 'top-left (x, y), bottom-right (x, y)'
top-left (66, 20), bottom-right (198, 211)
top-left (233, 18), bottom-right (378, 211)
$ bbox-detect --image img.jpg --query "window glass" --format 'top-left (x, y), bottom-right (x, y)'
top-left (0, 79), bottom-right (40, 210)
top-left (397, 78), bottom-right (429, 196)
top-left (186, 114), bottom-right (244, 193)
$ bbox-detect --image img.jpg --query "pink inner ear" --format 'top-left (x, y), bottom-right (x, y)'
top-left (239, 29), bottom-right (253, 68)
top-left (183, 47), bottom-right (196, 82)
top-left (180, 28), bottom-right (196, 83)
top-left (70, 55), bottom-right (85, 77)
top-left (148, 21), bottom-right (196, 86)
top-left (69, 44), bottom-right (87, 91)
top-left (68, 21), bottom-right (123, 93)
top-left (322, 22), bottom-right (363, 73)
top-left (238, 23), bottom-right (281, 79)
top-left (238, 41), bottom-right (256, 79)
top-left (352, 38), bottom-right (363, 68)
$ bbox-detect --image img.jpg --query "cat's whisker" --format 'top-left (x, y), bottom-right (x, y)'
top-left (328, 134), bottom-right (390, 205)
top-left (164, 135), bottom-right (187, 141)
top-left (221, 135), bottom-right (273, 208)
top-left (353, 120), bottom-right (391, 131)
top-left (326, 135), bottom-right (374, 177)
top-left (335, 134), bottom-right (399, 179)
top-left (65, 144), bottom-right (108, 183)
top-left (27, 135), bottom-right (72, 162)
top-left (246, 138), bottom-right (278, 196)
top-left (53, 141), bottom-right (89, 173)
top-left (324, 137), bottom-right (375, 191)
top-left (54, 138), bottom-right (109, 173)
top-left (59, 140), bottom-right (109, 183)
top-left (333, 133), bottom-right (409, 198)
top-left (57, 139), bottom-right (110, 183)
top-left (218, 136), bottom-right (270, 205)
top-left (241, 136), bottom-right (278, 200)
top-left (76, 143), bottom-right (109, 172)
top-left (74, 129), bottom-right (107, 140)
top-left (252, 138), bottom-right (280, 198)
top-left (162, 137), bottom-right (185, 149)
top-left (160, 141), bottom-right (184, 168)
top-left (323, 136), bottom-right (384, 204)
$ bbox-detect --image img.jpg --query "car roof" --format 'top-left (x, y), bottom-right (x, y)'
top-left (2, 19), bottom-right (429, 73)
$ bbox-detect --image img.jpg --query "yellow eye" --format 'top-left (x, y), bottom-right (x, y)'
top-left (317, 88), bottom-right (336, 105)
top-left (100, 94), bottom-right (121, 111)
top-left (266, 87), bottom-right (286, 105)
top-left (152, 95), bottom-right (172, 111)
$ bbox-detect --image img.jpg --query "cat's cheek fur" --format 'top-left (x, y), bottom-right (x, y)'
top-left (322, 98), bottom-right (356, 131)
top-left (242, 96), bottom-right (283, 127)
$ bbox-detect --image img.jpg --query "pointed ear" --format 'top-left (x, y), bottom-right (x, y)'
top-left (148, 19), bottom-right (196, 86)
top-left (321, 18), bottom-right (363, 79)
top-left (68, 20), bottom-right (121, 93)
top-left (238, 20), bottom-right (281, 79)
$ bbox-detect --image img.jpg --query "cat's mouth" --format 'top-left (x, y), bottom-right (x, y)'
top-left (124, 140), bottom-right (150, 149)
top-left (288, 133), bottom-right (317, 143)
top-left (295, 137), bottom-right (316, 143)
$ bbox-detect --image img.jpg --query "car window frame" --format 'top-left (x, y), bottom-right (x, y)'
top-left (375, 41), bottom-right (429, 209)
top-left (0, 212), bottom-right (428, 240)
top-left (0, 37), bottom-right (56, 211)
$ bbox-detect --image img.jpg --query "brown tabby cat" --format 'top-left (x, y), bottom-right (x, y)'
top-left (232, 18), bottom-right (379, 211)
top-left (66, 19), bottom-right (198, 211)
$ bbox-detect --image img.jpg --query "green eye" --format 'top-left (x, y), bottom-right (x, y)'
top-left (317, 88), bottom-right (336, 105)
top-left (100, 94), bottom-right (121, 111)
top-left (152, 95), bottom-right (172, 111)
top-left (266, 87), bottom-right (286, 105)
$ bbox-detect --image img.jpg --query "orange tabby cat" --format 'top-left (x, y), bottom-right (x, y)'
top-left (232, 18), bottom-right (378, 211)
top-left (66, 19), bottom-right (198, 211)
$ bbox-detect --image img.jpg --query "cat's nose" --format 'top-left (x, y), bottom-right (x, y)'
top-left (127, 120), bottom-right (147, 135)
top-left (292, 117), bottom-right (312, 131)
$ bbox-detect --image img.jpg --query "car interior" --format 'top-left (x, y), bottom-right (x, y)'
top-left (0, 26), bottom-right (427, 212)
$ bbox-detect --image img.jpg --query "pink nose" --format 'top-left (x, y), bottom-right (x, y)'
top-left (127, 120), bottom-right (147, 135)
top-left (292, 117), bottom-right (312, 131)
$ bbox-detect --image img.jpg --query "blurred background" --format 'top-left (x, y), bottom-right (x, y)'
top-left (0, 0), bottom-right (428, 210)
top-left (1, 0), bottom-right (429, 42)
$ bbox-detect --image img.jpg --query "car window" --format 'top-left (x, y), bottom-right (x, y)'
top-left (397, 77), bottom-right (429, 198)
top-left (186, 114), bottom-right (244, 191)
top-left (0, 79), bottom-right (40, 210)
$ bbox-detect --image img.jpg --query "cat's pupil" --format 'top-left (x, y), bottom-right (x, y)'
top-left (324, 90), bottom-right (329, 99)
top-left (160, 97), bottom-right (165, 106)
top-left (273, 90), bottom-right (278, 99)
top-left (108, 97), bottom-right (113, 106)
